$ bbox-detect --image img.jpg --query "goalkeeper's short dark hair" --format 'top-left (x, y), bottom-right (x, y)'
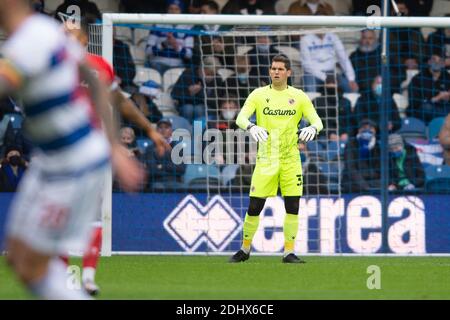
top-left (272, 54), bottom-right (291, 70)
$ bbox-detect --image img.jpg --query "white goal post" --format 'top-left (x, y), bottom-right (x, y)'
top-left (101, 13), bottom-right (450, 64)
top-left (99, 12), bottom-right (450, 257)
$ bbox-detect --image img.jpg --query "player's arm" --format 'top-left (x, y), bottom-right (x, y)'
top-left (299, 94), bottom-right (323, 142)
top-left (79, 61), bottom-right (144, 191)
top-left (110, 89), bottom-right (171, 156)
top-left (236, 90), bottom-right (268, 143)
top-left (79, 61), bottom-right (117, 144)
top-left (0, 59), bottom-right (24, 98)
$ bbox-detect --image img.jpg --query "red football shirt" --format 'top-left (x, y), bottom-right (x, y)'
top-left (85, 53), bottom-right (118, 90)
top-left (84, 54), bottom-right (119, 128)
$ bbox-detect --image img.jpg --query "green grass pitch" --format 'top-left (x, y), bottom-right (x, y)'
top-left (1, 256), bottom-right (450, 299)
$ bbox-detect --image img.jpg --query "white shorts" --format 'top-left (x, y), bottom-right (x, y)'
top-left (6, 159), bottom-right (110, 256)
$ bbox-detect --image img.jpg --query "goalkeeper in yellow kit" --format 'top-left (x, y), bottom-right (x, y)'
top-left (229, 55), bottom-right (323, 263)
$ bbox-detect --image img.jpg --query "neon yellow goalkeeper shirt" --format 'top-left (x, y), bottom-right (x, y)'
top-left (236, 85), bottom-right (323, 160)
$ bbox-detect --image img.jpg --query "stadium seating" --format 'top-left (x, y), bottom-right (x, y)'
top-left (236, 45), bottom-right (253, 55)
top-left (115, 26), bottom-right (133, 43)
top-left (134, 28), bottom-right (150, 45)
top-left (274, 45), bottom-right (301, 64)
top-left (393, 93), bottom-right (409, 117)
top-left (316, 161), bottom-right (341, 193)
top-left (274, 0), bottom-right (295, 14)
top-left (396, 117), bottom-right (427, 141)
top-left (183, 164), bottom-right (220, 188)
top-left (420, 27), bottom-right (436, 41)
top-left (408, 139), bottom-right (444, 169)
top-left (129, 43), bottom-right (146, 66)
top-left (46, 0), bottom-right (120, 14)
top-left (425, 164), bottom-right (450, 193)
top-left (166, 115), bottom-right (193, 133)
top-left (429, 0), bottom-right (450, 17)
top-left (220, 164), bottom-right (240, 186)
top-left (305, 92), bottom-right (321, 101)
top-left (153, 92), bottom-right (177, 115)
top-left (428, 117), bottom-right (445, 141)
top-left (134, 67), bottom-right (162, 85)
top-left (306, 140), bottom-right (339, 161)
top-left (4, 113), bottom-right (24, 130)
top-left (306, 139), bottom-right (341, 193)
top-left (136, 138), bottom-right (153, 154)
top-left (163, 67), bottom-right (185, 93)
top-left (217, 68), bottom-right (235, 81)
top-left (400, 69), bottom-right (420, 90)
top-left (343, 93), bottom-right (360, 111)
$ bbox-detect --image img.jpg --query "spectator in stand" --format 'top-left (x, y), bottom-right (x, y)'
top-left (312, 74), bottom-right (353, 142)
top-left (300, 32), bottom-right (358, 93)
top-left (147, 118), bottom-right (186, 191)
top-left (221, 0), bottom-right (275, 15)
top-left (54, 0), bottom-right (101, 21)
top-left (351, 0), bottom-right (432, 17)
top-left (135, 81), bottom-right (163, 124)
top-left (212, 99), bottom-right (240, 131)
top-left (426, 15), bottom-right (450, 70)
top-left (120, 82), bottom-right (164, 137)
top-left (352, 0), bottom-right (381, 16)
top-left (388, 133), bottom-right (425, 192)
top-left (226, 55), bottom-right (260, 107)
top-left (114, 127), bottom-right (144, 192)
top-left (184, 0), bottom-right (208, 14)
top-left (145, 0), bottom-right (194, 75)
top-left (0, 145), bottom-right (27, 192)
top-left (248, 34), bottom-right (281, 86)
top-left (119, 0), bottom-right (166, 13)
top-left (342, 119), bottom-right (381, 192)
top-left (389, 0), bottom-right (426, 90)
top-left (439, 113), bottom-right (450, 166)
top-left (192, 1), bottom-right (235, 67)
top-left (120, 0), bottom-right (204, 13)
top-left (287, 0), bottom-right (335, 15)
top-left (354, 75), bottom-right (402, 133)
top-left (350, 29), bottom-right (382, 95)
top-left (171, 56), bottom-right (225, 122)
top-left (352, 0), bottom-right (433, 17)
top-left (195, 36), bottom-right (235, 68)
top-left (113, 34), bottom-right (137, 91)
top-left (287, 1), bottom-right (335, 43)
top-left (119, 126), bottom-right (141, 159)
top-left (208, 99), bottom-right (241, 165)
top-left (408, 53), bottom-right (450, 124)
top-left (194, 1), bottom-right (225, 33)
top-left (406, 0), bottom-right (434, 16)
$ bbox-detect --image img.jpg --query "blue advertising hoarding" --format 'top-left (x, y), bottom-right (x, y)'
top-left (1, 193), bottom-right (449, 254)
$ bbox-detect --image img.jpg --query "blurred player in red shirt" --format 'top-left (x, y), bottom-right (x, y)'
top-left (1, 0), bottom-right (145, 300)
top-left (61, 14), bottom-right (171, 296)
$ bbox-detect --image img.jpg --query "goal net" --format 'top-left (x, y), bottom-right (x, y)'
top-left (89, 13), bottom-right (450, 256)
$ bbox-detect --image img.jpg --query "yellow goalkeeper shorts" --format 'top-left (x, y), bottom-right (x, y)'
top-left (249, 157), bottom-right (303, 198)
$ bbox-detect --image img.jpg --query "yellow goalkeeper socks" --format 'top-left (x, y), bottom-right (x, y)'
top-left (241, 213), bottom-right (260, 254)
top-left (284, 213), bottom-right (299, 256)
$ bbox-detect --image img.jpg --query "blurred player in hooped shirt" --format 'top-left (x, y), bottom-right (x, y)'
top-left (0, 0), bottom-right (144, 299)
top-left (60, 14), bottom-right (171, 296)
